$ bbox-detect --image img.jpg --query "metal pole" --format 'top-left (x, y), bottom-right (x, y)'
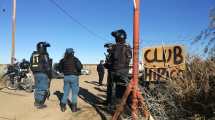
top-left (11, 0), bottom-right (16, 64)
top-left (131, 0), bottom-right (140, 119)
top-left (112, 1), bottom-right (144, 120)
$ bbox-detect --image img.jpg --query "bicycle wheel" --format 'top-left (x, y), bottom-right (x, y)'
top-left (4, 75), bottom-right (19, 90)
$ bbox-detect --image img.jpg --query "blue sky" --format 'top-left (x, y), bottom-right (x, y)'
top-left (0, 0), bottom-right (214, 64)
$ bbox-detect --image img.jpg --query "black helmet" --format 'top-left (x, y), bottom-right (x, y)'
top-left (65, 48), bottom-right (74, 56)
top-left (36, 42), bottom-right (50, 54)
top-left (66, 48), bottom-right (74, 54)
top-left (111, 29), bottom-right (127, 40)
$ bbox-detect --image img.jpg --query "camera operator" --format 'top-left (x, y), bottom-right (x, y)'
top-left (104, 29), bottom-right (132, 108)
top-left (30, 42), bottom-right (52, 109)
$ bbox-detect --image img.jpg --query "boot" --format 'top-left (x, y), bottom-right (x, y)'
top-left (46, 90), bottom-right (50, 100)
top-left (70, 103), bottom-right (77, 112)
top-left (34, 100), bottom-right (47, 109)
top-left (34, 100), bottom-right (40, 107)
top-left (60, 103), bottom-right (66, 112)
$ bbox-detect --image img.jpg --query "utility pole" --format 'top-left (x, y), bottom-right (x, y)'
top-left (112, 0), bottom-right (150, 120)
top-left (11, 0), bottom-right (16, 64)
top-left (131, 0), bottom-right (140, 119)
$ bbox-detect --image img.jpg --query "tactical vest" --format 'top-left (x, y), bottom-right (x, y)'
top-left (59, 56), bottom-right (82, 76)
top-left (30, 51), bottom-right (51, 74)
top-left (111, 43), bottom-right (132, 71)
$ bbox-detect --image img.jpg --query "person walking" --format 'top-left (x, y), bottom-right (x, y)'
top-left (97, 60), bottom-right (105, 86)
top-left (58, 48), bottom-right (83, 112)
top-left (30, 42), bottom-right (52, 109)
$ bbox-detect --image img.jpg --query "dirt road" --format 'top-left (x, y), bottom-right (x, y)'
top-left (0, 65), bottom-right (110, 120)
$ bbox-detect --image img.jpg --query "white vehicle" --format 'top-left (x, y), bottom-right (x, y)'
top-left (81, 68), bottom-right (90, 75)
top-left (128, 63), bottom-right (144, 78)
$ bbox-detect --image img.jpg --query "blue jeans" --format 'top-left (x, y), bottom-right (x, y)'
top-left (61, 75), bottom-right (79, 104)
top-left (34, 73), bottom-right (49, 104)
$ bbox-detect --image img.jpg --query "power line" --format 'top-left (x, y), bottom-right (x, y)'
top-left (0, 0), bottom-right (6, 13)
top-left (48, 0), bottom-right (108, 42)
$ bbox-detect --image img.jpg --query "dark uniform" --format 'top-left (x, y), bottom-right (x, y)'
top-left (97, 60), bottom-right (105, 86)
top-left (30, 42), bottom-right (52, 108)
top-left (20, 59), bottom-right (30, 70)
top-left (104, 29), bottom-right (132, 105)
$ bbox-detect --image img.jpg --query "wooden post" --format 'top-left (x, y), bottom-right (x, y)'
top-left (112, 1), bottom-right (154, 119)
top-left (11, 0), bottom-right (16, 64)
top-left (131, 0), bottom-right (140, 119)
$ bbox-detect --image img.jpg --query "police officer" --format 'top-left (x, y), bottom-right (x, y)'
top-left (30, 42), bottom-right (52, 108)
top-left (97, 60), bottom-right (105, 86)
top-left (58, 48), bottom-right (83, 112)
top-left (104, 29), bottom-right (132, 107)
top-left (20, 59), bottom-right (30, 70)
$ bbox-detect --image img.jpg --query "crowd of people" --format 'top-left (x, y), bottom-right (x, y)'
top-left (29, 29), bottom-right (132, 113)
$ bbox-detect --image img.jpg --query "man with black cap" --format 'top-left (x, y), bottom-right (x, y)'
top-left (58, 48), bottom-right (83, 112)
top-left (30, 42), bottom-right (52, 108)
top-left (104, 29), bottom-right (132, 108)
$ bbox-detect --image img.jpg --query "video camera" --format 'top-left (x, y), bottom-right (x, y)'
top-left (37, 42), bottom-right (50, 54)
top-left (103, 43), bottom-right (115, 69)
top-left (104, 43), bottom-right (113, 48)
top-left (104, 43), bottom-right (114, 53)
top-left (37, 42), bottom-right (50, 49)
top-left (111, 29), bottom-right (127, 40)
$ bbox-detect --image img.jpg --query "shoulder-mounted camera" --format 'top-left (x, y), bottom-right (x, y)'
top-left (111, 29), bottom-right (127, 40)
top-left (36, 42), bottom-right (50, 54)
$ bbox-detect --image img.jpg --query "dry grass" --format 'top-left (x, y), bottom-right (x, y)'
top-left (141, 56), bottom-right (215, 120)
top-left (142, 9), bottom-right (215, 119)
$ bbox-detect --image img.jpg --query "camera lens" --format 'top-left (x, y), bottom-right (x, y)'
top-left (111, 31), bottom-right (116, 37)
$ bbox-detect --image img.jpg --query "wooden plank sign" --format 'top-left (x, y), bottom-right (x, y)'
top-left (142, 45), bottom-right (186, 81)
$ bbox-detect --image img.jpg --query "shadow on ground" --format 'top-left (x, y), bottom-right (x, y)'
top-left (53, 87), bottom-right (112, 120)
top-left (84, 80), bottom-right (100, 86)
top-left (94, 87), bottom-right (107, 92)
top-left (79, 87), bottom-right (112, 120)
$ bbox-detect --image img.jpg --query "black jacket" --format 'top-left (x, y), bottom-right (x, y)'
top-left (97, 64), bottom-right (104, 73)
top-left (30, 51), bottom-right (52, 75)
top-left (59, 56), bottom-right (82, 76)
top-left (109, 43), bottom-right (132, 71)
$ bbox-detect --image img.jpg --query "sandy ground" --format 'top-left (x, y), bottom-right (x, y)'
top-left (0, 65), bottom-right (111, 120)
